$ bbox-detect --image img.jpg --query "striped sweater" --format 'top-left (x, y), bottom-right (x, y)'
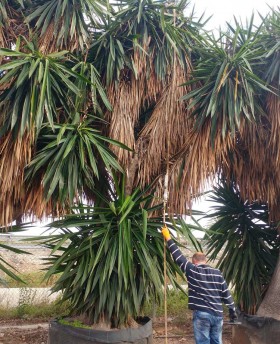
top-left (167, 239), bottom-right (235, 317)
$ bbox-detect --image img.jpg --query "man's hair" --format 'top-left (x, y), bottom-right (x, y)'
top-left (192, 252), bottom-right (206, 262)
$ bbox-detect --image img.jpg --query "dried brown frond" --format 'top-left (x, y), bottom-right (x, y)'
top-left (0, 131), bottom-right (34, 226)
top-left (106, 47), bottom-right (195, 199)
top-left (268, 92), bottom-right (280, 162)
top-left (137, 59), bottom-right (192, 188)
top-left (157, 90), bottom-right (280, 221)
top-left (38, 19), bottom-right (88, 54)
top-left (105, 46), bottom-right (164, 168)
top-left (143, 47), bottom-right (164, 104)
top-left (38, 21), bottom-right (57, 54)
top-left (0, 28), bottom-right (7, 49)
top-left (166, 119), bottom-right (236, 215)
top-left (266, 92), bottom-right (280, 220)
top-left (24, 174), bottom-right (66, 221)
top-left (226, 93), bottom-right (280, 221)
top-left (0, 6), bottom-right (28, 48)
top-left (105, 79), bottom-right (139, 166)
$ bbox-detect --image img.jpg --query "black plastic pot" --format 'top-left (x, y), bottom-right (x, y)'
top-left (48, 317), bottom-right (153, 344)
top-left (232, 313), bottom-right (280, 344)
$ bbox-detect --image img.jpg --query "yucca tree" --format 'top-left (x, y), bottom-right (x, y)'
top-left (39, 181), bottom-right (202, 327)
top-left (1, 0), bottom-right (280, 325)
top-left (205, 180), bottom-right (279, 315)
top-left (178, 9), bottom-right (280, 320)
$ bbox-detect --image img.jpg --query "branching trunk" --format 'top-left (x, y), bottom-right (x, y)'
top-left (257, 254), bottom-right (280, 320)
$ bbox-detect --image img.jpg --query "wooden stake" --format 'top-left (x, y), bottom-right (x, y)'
top-left (163, 172), bottom-right (169, 344)
top-left (163, 3), bottom-right (177, 343)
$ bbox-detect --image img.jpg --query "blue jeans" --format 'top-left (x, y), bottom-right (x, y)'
top-left (193, 310), bottom-right (223, 344)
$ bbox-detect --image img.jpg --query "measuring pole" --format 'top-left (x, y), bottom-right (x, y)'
top-left (163, 171), bottom-right (169, 344)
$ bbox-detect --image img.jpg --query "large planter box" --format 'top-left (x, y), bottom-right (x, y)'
top-left (48, 317), bottom-right (153, 344)
top-left (232, 314), bottom-right (280, 344)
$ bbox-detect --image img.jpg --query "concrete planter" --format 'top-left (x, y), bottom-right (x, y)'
top-left (232, 314), bottom-right (280, 344)
top-left (48, 317), bottom-right (153, 344)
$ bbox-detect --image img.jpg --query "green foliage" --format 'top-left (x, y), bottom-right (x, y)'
top-left (259, 8), bottom-right (280, 86)
top-left (0, 224), bottom-right (36, 286)
top-left (0, 0), bottom-right (8, 22)
top-left (182, 17), bottom-right (271, 143)
top-left (0, 290), bottom-right (191, 322)
top-left (0, 298), bottom-right (70, 320)
top-left (0, 0), bottom-right (24, 45)
top-left (143, 289), bottom-right (189, 318)
top-left (205, 180), bottom-right (279, 314)
top-left (0, 42), bottom-right (76, 135)
top-left (4, 271), bottom-right (60, 288)
top-left (59, 318), bottom-right (92, 329)
top-left (17, 287), bottom-right (36, 317)
top-left (24, 0), bottom-right (107, 51)
top-left (0, 38), bottom-right (110, 137)
top-left (25, 117), bottom-right (127, 204)
top-left (0, 38), bottom-right (126, 210)
top-left (39, 181), bottom-right (201, 327)
top-left (0, 243), bottom-right (31, 286)
top-left (91, 0), bottom-right (203, 83)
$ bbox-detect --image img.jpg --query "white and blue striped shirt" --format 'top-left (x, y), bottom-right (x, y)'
top-left (167, 239), bottom-right (235, 316)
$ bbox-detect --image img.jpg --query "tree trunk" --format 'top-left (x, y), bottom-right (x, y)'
top-left (257, 254), bottom-right (280, 320)
top-left (125, 152), bottom-right (139, 196)
top-left (15, 215), bottom-right (23, 226)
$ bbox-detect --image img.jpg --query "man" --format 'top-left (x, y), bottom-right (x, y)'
top-left (161, 226), bottom-right (237, 344)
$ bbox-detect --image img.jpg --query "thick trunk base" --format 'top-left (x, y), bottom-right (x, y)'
top-left (257, 255), bottom-right (280, 320)
top-left (48, 317), bottom-right (153, 344)
top-left (232, 313), bottom-right (280, 344)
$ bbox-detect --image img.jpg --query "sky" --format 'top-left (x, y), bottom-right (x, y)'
top-left (190, 0), bottom-right (279, 30)
top-left (5, 0), bottom-right (279, 237)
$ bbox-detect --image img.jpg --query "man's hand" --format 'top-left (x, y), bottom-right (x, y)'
top-left (161, 226), bottom-right (171, 241)
top-left (229, 309), bottom-right (237, 323)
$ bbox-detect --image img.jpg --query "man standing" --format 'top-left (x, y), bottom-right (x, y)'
top-left (161, 226), bottom-right (237, 344)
